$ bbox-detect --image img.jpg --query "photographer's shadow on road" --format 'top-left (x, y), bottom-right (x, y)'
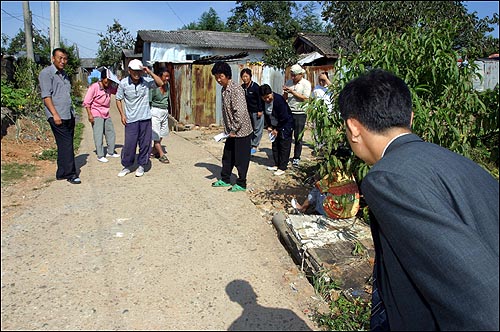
top-left (226, 279), bottom-right (312, 331)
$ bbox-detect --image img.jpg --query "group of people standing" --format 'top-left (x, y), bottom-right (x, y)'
top-left (210, 60), bottom-right (499, 332)
top-left (39, 51), bottom-right (498, 331)
top-left (83, 58), bottom-right (171, 178)
top-left (211, 61), bottom-right (317, 191)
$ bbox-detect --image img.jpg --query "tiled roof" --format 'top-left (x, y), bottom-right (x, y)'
top-left (294, 33), bottom-right (338, 57)
top-left (80, 58), bottom-right (97, 68)
top-left (136, 30), bottom-right (271, 51)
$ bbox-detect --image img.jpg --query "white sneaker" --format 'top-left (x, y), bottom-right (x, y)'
top-left (106, 152), bottom-right (120, 158)
top-left (267, 166), bottom-right (278, 171)
top-left (97, 157), bottom-right (109, 163)
top-left (135, 166), bottom-right (145, 177)
top-left (274, 169), bottom-right (285, 176)
top-left (118, 168), bottom-right (131, 177)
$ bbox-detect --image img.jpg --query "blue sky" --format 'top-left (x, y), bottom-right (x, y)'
top-left (1, 1), bottom-right (498, 58)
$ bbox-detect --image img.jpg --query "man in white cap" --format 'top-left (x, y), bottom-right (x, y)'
top-left (283, 64), bottom-right (311, 168)
top-left (115, 59), bottom-right (163, 177)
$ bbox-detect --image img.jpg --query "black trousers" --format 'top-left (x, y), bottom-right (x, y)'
top-left (48, 116), bottom-right (77, 180)
top-left (221, 134), bottom-right (251, 188)
top-left (272, 135), bottom-right (292, 171)
top-left (292, 113), bottom-right (307, 160)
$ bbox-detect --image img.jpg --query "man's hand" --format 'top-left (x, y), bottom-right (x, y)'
top-left (53, 114), bottom-right (62, 126)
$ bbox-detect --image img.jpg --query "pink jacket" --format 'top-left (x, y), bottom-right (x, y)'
top-left (82, 82), bottom-right (117, 118)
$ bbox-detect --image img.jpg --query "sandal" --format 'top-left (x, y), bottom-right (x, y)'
top-left (158, 155), bottom-right (170, 164)
top-left (212, 179), bottom-right (231, 187)
top-left (228, 184), bottom-right (246, 192)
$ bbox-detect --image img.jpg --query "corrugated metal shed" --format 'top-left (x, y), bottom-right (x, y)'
top-left (159, 63), bottom-right (336, 127)
top-left (473, 58), bottom-right (499, 92)
top-left (135, 30), bottom-right (271, 54)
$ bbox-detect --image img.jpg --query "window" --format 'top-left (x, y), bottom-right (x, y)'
top-left (186, 54), bottom-right (201, 61)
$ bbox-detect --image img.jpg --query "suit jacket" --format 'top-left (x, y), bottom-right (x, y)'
top-left (362, 133), bottom-right (499, 330)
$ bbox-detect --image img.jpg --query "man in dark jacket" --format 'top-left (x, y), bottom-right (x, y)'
top-left (259, 84), bottom-right (294, 176)
top-left (338, 69), bottom-right (499, 331)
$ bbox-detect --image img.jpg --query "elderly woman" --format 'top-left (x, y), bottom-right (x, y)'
top-left (211, 61), bottom-right (253, 192)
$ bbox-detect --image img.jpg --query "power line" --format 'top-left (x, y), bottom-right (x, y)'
top-left (31, 13), bottom-right (104, 35)
top-left (166, 2), bottom-right (186, 27)
top-left (1, 8), bottom-right (23, 22)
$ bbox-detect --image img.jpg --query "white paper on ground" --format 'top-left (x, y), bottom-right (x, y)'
top-left (214, 132), bottom-right (229, 142)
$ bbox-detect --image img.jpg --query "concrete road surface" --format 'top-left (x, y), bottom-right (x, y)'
top-left (1, 96), bottom-right (319, 330)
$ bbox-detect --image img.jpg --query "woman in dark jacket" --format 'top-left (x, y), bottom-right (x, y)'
top-left (240, 68), bottom-right (264, 154)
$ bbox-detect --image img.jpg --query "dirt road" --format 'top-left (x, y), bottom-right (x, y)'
top-left (1, 98), bottom-right (321, 330)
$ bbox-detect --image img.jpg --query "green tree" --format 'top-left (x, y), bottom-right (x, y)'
top-left (320, 1), bottom-right (499, 58)
top-left (182, 7), bottom-right (227, 31)
top-left (1, 33), bottom-right (10, 54)
top-left (227, 1), bottom-right (300, 42)
top-left (96, 19), bottom-right (135, 69)
top-left (226, 1), bottom-right (325, 69)
top-left (304, 20), bottom-right (498, 184)
top-left (4, 27), bottom-right (51, 65)
top-left (2, 27), bottom-right (79, 82)
top-left (297, 2), bottom-right (326, 33)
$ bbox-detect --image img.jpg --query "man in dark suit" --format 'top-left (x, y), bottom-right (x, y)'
top-left (338, 69), bottom-right (499, 330)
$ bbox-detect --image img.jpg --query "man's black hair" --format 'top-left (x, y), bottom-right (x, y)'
top-left (259, 84), bottom-right (273, 96)
top-left (52, 47), bottom-right (68, 57)
top-left (338, 69), bottom-right (412, 133)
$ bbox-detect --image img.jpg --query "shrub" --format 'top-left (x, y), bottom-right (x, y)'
top-left (304, 20), bottom-right (499, 182)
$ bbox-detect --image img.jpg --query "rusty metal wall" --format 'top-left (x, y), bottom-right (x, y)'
top-left (191, 64), bottom-right (217, 126)
top-left (167, 63), bottom-right (336, 127)
top-left (171, 64), bottom-right (192, 123)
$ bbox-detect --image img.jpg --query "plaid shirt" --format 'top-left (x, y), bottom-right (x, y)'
top-left (221, 80), bottom-right (253, 137)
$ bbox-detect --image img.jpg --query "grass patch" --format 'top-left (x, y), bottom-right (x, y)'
top-left (311, 270), bottom-right (371, 330)
top-left (313, 293), bottom-right (371, 331)
top-left (36, 148), bottom-right (58, 161)
top-left (1, 162), bottom-right (38, 187)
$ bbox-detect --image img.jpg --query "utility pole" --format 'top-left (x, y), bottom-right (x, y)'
top-left (22, 1), bottom-right (35, 61)
top-left (50, 1), bottom-right (60, 55)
